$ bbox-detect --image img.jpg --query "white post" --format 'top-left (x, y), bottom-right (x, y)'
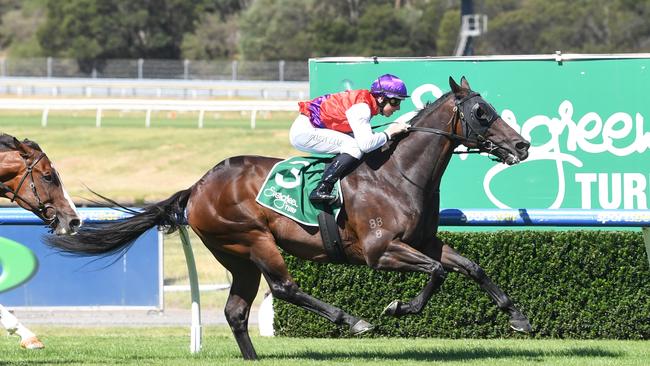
top-left (138, 59), bottom-right (144, 79)
top-left (41, 108), bottom-right (49, 127)
top-left (145, 109), bottom-right (152, 128)
top-left (250, 109), bottom-right (257, 129)
top-left (179, 226), bottom-right (202, 353)
top-left (198, 110), bottom-right (205, 129)
top-left (95, 108), bottom-right (102, 128)
top-left (279, 60), bottom-right (285, 81)
top-left (47, 57), bottom-right (53, 78)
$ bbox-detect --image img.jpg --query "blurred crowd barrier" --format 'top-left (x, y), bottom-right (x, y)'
top-left (0, 58), bottom-right (308, 81)
top-left (0, 58), bottom-right (310, 100)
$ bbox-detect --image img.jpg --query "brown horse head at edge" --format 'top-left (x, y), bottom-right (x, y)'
top-left (0, 134), bottom-right (81, 235)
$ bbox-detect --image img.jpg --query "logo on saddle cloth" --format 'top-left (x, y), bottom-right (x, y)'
top-left (255, 157), bottom-right (342, 226)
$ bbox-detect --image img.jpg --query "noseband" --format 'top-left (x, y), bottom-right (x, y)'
top-left (0, 152), bottom-right (57, 225)
top-left (408, 92), bottom-right (507, 160)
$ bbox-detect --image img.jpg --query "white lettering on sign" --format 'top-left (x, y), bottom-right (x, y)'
top-left (575, 173), bottom-right (648, 209)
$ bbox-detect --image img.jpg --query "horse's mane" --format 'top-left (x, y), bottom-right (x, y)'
top-left (0, 133), bottom-right (43, 152)
top-left (408, 91), bottom-right (453, 126)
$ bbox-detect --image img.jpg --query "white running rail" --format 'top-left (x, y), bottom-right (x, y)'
top-left (0, 98), bottom-right (298, 129)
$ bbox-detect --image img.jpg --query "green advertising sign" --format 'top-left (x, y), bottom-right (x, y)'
top-left (309, 55), bottom-right (650, 210)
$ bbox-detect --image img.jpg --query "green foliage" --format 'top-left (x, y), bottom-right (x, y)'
top-left (238, 0), bottom-right (313, 61)
top-left (354, 4), bottom-right (417, 57)
top-left (181, 13), bottom-right (239, 60)
top-left (478, 0), bottom-right (650, 54)
top-left (0, 0), bottom-right (46, 56)
top-left (37, 0), bottom-right (202, 71)
top-left (436, 9), bottom-right (461, 56)
top-left (275, 230), bottom-right (650, 339)
top-left (5, 0), bottom-right (650, 62)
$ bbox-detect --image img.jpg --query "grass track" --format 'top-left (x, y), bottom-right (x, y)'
top-left (1, 326), bottom-right (648, 365)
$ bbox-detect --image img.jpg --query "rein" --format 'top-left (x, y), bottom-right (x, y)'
top-left (407, 95), bottom-right (509, 161)
top-left (0, 152), bottom-right (56, 224)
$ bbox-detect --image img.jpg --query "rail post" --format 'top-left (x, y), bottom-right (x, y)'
top-left (179, 226), bottom-right (202, 353)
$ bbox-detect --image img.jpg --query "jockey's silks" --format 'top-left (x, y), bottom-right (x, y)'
top-left (298, 89), bottom-right (379, 133)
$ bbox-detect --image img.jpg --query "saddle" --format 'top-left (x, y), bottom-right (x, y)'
top-left (255, 156), bottom-right (347, 263)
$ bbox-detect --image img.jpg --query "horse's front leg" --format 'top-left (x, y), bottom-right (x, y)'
top-left (364, 239), bottom-right (448, 316)
top-left (438, 242), bottom-right (532, 333)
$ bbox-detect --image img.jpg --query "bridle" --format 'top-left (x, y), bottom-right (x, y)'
top-left (0, 152), bottom-right (57, 225)
top-left (408, 92), bottom-right (507, 161)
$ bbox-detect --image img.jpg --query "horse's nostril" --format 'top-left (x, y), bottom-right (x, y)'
top-left (516, 141), bottom-right (530, 151)
top-left (70, 218), bottom-right (81, 229)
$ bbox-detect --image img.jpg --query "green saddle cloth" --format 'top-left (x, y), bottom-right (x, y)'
top-left (255, 156), bottom-right (342, 226)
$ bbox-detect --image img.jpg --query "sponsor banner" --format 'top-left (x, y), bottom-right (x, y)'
top-left (310, 56), bottom-right (650, 210)
top-left (0, 209), bottom-right (161, 308)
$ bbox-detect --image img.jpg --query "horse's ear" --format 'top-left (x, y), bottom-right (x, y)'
top-left (460, 76), bottom-right (471, 89)
top-left (449, 77), bottom-right (461, 93)
top-left (13, 137), bottom-right (30, 158)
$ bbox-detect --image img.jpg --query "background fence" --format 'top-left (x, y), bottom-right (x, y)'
top-left (0, 57), bottom-right (309, 81)
top-left (0, 78), bottom-right (308, 100)
top-left (0, 97), bottom-right (298, 128)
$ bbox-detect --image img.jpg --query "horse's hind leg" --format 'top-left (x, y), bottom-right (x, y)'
top-left (211, 250), bottom-right (261, 360)
top-left (252, 239), bottom-right (373, 335)
top-left (439, 242), bottom-right (532, 333)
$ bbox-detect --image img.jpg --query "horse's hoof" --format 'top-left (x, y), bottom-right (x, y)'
top-left (350, 319), bottom-right (374, 335)
top-left (510, 314), bottom-right (532, 333)
top-left (382, 300), bottom-right (400, 316)
top-left (20, 336), bottom-right (44, 350)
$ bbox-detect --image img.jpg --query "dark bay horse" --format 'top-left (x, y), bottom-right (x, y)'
top-left (0, 134), bottom-right (81, 234)
top-left (47, 77), bottom-right (531, 360)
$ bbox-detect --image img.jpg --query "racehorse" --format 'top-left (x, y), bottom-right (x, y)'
top-left (0, 134), bottom-right (81, 234)
top-left (0, 133), bottom-right (81, 349)
top-left (46, 77), bottom-right (531, 360)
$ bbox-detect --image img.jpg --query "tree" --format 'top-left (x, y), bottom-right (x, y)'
top-left (477, 0), bottom-right (650, 54)
top-left (239, 0), bottom-right (312, 61)
top-left (436, 9), bottom-right (460, 55)
top-left (181, 13), bottom-right (240, 59)
top-left (354, 4), bottom-right (415, 56)
top-left (0, 0), bottom-right (46, 56)
top-left (38, 0), bottom-right (203, 72)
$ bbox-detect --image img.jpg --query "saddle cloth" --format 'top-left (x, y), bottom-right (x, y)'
top-left (255, 156), bottom-right (342, 226)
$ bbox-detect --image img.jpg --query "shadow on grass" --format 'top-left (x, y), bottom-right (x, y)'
top-left (266, 347), bottom-right (623, 362)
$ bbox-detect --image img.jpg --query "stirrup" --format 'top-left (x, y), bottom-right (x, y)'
top-left (309, 190), bottom-right (337, 204)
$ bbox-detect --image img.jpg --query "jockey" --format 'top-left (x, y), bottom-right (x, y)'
top-left (290, 73), bottom-right (410, 204)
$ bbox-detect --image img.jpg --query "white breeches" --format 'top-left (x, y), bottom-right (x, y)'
top-left (289, 115), bottom-right (364, 159)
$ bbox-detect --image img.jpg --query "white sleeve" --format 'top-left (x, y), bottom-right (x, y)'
top-left (346, 103), bottom-right (388, 153)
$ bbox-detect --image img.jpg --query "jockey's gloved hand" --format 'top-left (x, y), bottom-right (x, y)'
top-left (385, 122), bottom-right (409, 140)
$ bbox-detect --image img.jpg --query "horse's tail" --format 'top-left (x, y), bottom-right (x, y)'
top-left (45, 189), bottom-right (192, 256)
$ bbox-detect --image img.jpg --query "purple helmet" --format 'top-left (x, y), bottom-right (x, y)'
top-left (370, 74), bottom-right (409, 99)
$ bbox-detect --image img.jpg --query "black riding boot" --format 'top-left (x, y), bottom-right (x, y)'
top-left (309, 153), bottom-right (359, 204)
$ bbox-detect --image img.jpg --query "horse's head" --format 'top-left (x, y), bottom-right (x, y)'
top-left (449, 76), bottom-right (530, 165)
top-left (0, 136), bottom-right (82, 235)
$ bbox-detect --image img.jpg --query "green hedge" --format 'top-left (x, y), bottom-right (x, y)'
top-left (274, 230), bottom-right (650, 339)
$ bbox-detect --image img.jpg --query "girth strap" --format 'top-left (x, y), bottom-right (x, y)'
top-left (317, 211), bottom-right (347, 264)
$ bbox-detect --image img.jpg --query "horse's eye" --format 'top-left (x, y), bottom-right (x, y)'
top-left (42, 174), bottom-right (53, 183)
